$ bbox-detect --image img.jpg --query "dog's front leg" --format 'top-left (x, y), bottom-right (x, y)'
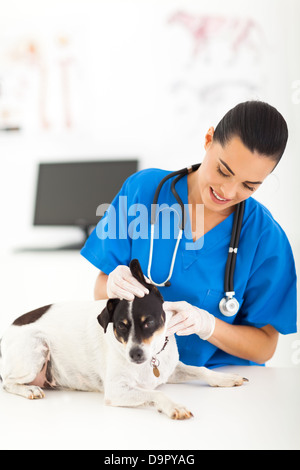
top-left (167, 361), bottom-right (248, 387)
top-left (104, 385), bottom-right (193, 420)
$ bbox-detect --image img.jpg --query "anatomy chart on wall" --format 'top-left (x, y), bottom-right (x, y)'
top-left (165, 10), bottom-right (267, 136)
top-left (0, 4), bottom-right (268, 142)
top-left (0, 31), bottom-right (84, 133)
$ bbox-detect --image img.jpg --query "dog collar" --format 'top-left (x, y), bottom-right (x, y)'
top-left (150, 336), bottom-right (169, 378)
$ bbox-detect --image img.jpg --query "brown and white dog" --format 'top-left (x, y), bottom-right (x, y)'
top-left (0, 259), bottom-right (247, 419)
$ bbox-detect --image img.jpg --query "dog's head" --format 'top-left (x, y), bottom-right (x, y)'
top-left (97, 259), bottom-right (167, 365)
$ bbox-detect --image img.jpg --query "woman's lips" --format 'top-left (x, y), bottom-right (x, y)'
top-left (209, 187), bottom-right (232, 204)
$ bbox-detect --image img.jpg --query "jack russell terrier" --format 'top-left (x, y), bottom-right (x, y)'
top-left (0, 259), bottom-right (247, 419)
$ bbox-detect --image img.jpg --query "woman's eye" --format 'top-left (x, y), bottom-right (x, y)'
top-left (216, 165), bottom-right (230, 177)
top-left (243, 183), bottom-right (255, 192)
top-left (217, 164), bottom-right (255, 192)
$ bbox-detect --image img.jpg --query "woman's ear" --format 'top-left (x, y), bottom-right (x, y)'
top-left (204, 127), bottom-right (215, 150)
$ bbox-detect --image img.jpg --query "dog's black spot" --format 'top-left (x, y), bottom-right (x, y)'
top-left (13, 305), bottom-right (52, 326)
top-left (132, 294), bottom-right (165, 343)
top-left (113, 311), bottom-right (131, 344)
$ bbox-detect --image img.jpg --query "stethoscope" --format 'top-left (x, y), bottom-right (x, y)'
top-left (147, 164), bottom-right (245, 317)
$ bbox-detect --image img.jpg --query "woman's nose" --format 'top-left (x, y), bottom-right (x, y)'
top-left (220, 183), bottom-right (238, 200)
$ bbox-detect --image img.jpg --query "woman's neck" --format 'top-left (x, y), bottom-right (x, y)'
top-left (187, 170), bottom-right (235, 239)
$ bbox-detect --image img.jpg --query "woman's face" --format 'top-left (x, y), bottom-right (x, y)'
top-left (197, 128), bottom-right (276, 215)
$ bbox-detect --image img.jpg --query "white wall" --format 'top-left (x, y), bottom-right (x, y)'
top-left (0, 0), bottom-right (299, 366)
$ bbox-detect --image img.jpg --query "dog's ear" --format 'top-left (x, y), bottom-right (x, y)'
top-left (130, 259), bottom-right (163, 302)
top-left (97, 299), bottom-right (120, 333)
top-left (129, 259), bottom-right (149, 288)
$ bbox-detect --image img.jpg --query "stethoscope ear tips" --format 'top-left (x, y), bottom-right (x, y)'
top-left (164, 281), bottom-right (171, 287)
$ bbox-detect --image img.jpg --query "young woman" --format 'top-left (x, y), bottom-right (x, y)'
top-left (81, 101), bottom-right (297, 368)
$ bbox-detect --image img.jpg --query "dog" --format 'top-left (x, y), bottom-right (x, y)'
top-left (0, 259), bottom-right (247, 420)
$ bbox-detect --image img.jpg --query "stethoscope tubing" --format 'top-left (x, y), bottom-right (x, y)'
top-left (147, 224), bottom-right (183, 287)
top-left (151, 164), bottom-right (201, 226)
top-left (224, 200), bottom-right (245, 295)
top-left (151, 169), bottom-right (185, 224)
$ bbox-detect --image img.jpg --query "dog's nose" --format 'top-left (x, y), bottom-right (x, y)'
top-left (129, 347), bottom-right (145, 363)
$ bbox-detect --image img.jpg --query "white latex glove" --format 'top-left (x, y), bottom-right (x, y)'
top-left (164, 301), bottom-right (216, 340)
top-left (107, 265), bottom-right (149, 301)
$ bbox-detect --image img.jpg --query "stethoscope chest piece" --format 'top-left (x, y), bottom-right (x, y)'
top-left (219, 295), bottom-right (240, 317)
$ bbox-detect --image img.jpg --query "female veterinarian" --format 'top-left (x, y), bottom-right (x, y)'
top-left (81, 101), bottom-right (297, 368)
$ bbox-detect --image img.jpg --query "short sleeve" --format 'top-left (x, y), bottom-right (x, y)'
top-left (80, 175), bottom-right (134, 274)
top-left (239, 223), bottom-right (297, 335)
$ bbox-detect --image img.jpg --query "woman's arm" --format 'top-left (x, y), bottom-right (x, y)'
top-left (165, 301), bottom-right (279, 364)
top-left (94, 271), bottom-right (109, 300)
top-left (208, 319), bottom-right (279, 364)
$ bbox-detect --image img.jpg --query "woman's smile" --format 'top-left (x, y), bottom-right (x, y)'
top-left (209, 186), bottom-right (232, 204)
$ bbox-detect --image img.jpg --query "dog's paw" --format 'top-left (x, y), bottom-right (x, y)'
top-left (170, 405), bottom-right (194, 420)
top-left (208, 372), bottom-right (248, 388)
top-left (24, 386), bottom-right (45, 400)
top-left (3, 383), bottom-right (46, 400)
top-left (158, 401), bottom-right (194, 420)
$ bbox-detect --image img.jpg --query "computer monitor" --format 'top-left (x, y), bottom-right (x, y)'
top-left (33, 159), bottom-right (138, 249)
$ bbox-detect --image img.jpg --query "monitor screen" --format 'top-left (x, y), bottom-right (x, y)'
top-left (34, 160), bottom-right (138, 228)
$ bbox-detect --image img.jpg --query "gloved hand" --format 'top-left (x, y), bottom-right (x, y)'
top-left (164, 301), bottom-right (216, 340)
top-left (107, 265), bottom-right (149, 301)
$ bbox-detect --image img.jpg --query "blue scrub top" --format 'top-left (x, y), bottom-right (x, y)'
top-left (81, 168), bottom-right (297, 368)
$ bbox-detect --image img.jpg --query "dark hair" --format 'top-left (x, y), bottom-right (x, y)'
top-left (213, 101), bottom-right (288, 164)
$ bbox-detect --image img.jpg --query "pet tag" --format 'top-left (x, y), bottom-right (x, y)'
top-left (151, 357), bottom-right (160, 378)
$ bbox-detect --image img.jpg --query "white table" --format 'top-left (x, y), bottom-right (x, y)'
top-left (0, 366), bottom-right (299, 450)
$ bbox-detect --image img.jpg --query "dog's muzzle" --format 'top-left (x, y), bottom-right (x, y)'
top-left (129, 346), bottom-right (146, 364)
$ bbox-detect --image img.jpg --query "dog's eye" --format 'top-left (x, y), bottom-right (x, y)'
top-left (143, 318), bottom-right (155, 329)
top-left (117, 321), bottom-right (128, 331)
